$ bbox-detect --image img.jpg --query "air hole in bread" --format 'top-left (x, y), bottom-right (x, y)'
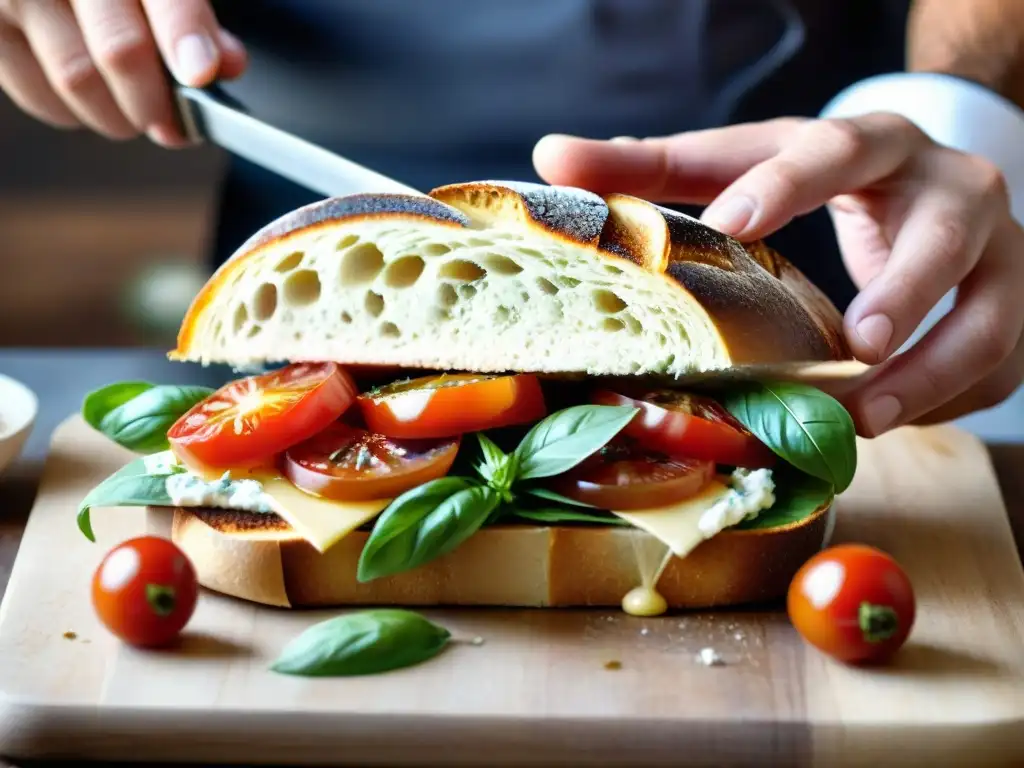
top-left (365, 291), bottom-right (385, 318)
top-left (495, 306), bottom-right (512, 324)
top-left (592, 289), bottom-right (627, 314)
top-left (558, 276), bottom-right (581, 289)
top-left (384, 255), bottom-right (425, 288)
top-left (436, 283), bottom-right (458, 308)
top-left (602, 317), bottom-right (625, 333)
top-left (430, 307), bottom-right (451, 322)
top-left (605, 264), bottom-right (624, 276)
top-left (620, 313), bottom-right (642, 335)
top-left (481, 253), bottom-right (523, 275)
top-left (283, 269), bottom-right (321, 307)
top-left (340, 311), bottom-right (353, 324)
top-left (274, 251), bottom-right (304, 273)
top-left (246, 324), bottom-right (262, 338)
top-left (655, 332), bottom-right (669, 347)
top-left (340, 242), bottom-right (385, 285)
top-left (336, 234), bottom-right (360, 250)
top-left (380, 321), bottom-right (401, 338)
top-left (424, 243), bottom-right (452, 257)
top-left (232, 303), bottom-right (249, 334)
top-left (213, 319), bottom-right (224, 339)
top-left (535, 277), bottom-right (559, 295)
top-left (440, 259), bottom-right (486, 282)
top-left (468, 237), bottom-right (491, 247)
top-left (458, 284), bottom-right (478, 300)
top-left (252, 282), bottom-right (278, 321)
top-left (518, 247), bottom-right (544, 259)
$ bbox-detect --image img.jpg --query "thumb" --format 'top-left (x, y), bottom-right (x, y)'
top-left (532, 123), bottom-right (786, 202)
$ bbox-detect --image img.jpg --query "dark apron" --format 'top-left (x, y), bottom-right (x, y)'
top-left (209, 0), bottom-right (910, 310)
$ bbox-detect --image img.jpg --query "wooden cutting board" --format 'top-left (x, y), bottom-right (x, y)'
top-left (1, 416), bottom-right (1023, 767)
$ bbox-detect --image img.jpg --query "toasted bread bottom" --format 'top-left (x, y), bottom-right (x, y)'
top-left (165, 502), bottom-right (833, 610)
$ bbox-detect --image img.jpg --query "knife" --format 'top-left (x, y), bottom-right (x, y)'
top-left (171, 83), bottom-right (424, 198)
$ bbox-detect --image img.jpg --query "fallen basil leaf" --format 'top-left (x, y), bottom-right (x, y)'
top-left (270, 609), bottom-right (451, 677)
top-left (512, 404), bottom-right (637, 481)
top-left (77, 456), bottom-right (178, 541)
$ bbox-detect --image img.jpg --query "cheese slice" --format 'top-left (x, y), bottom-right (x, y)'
top-left (256, 475), bottom-right (391, 553)
top-left (611, 480), bottom-right (733, 558)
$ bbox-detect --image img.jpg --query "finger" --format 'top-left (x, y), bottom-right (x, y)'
top-left (216, 27), bottom-right (247, 80)
top-left (0, 19), bottom-right (80, 127)
top-left (842, 176), bottom-right (999, 364)
top-left (700, 113), bottom-right (924, 239)
top-left (19, 0), bottom-right (136, 139)
top-left (532, 119), bottom-right (797, 201)
top-left (141, 0), bottom-right (228, 86)
top-left (849, 221), bottom-right (1024, 437)
top-left (71, 0), bottom-right (184, 146)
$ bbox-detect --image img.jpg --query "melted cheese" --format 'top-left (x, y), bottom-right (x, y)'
top-left (612, 480), bottom-right (734, 558)
top-left (255, 476), bottom-right (390, 553)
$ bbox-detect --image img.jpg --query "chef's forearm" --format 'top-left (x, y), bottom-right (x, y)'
top-left (908, 0), bottom-right (1024, 108)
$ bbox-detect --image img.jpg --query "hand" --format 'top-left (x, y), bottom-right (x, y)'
top-left (532, 116), bottom-right (1024, 437)
top-left (0, 0), bottom-right (247, 146)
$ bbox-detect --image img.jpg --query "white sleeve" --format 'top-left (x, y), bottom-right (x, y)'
top-left (820, 72), bottom-right (1024, 223)
top-left (821, 73), bottom-right (1024, 440)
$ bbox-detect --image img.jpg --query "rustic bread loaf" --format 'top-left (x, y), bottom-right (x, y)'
top-left (170, 181), bottom-right (850, 375)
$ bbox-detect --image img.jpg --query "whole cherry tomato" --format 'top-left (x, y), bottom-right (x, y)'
top-left (787, 543), bottom-right (916, 664)
top-left (92, 536), bottom-right (199, 647)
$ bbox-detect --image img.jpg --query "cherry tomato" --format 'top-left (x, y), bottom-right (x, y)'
top-left (591, 389), bottom-right (776, 468)
top-left (546, 436), bottom-right (715, 510)
top-left (357, 373), bottom-right (547, 439)
top-left (92, 536), bottom-right (199, 648)
top-left (283, 422), bottom-right (460, 501)
top-left (168, 362), bottom-right (357, 472)
top-left (787, 543), bottom-right (916, 665)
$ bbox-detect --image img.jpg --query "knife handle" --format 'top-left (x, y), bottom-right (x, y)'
top-left (163, 64), bottom-right (250, 144)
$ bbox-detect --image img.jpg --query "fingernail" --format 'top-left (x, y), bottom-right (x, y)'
top-left (218, 28), bottom-right (245, 56)
top-left (174, 33), bottom-right (218, 85)
top-left (854, 314), bottom-right (894, 359)
top-left (863, 394), bottom-right (902, 435)
top-left (702, 196), bottom-right (757, 235)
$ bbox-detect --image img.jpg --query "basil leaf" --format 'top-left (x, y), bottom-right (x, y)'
top-left (721, 381), bottom-right (857, 493)
top-left (82, 381), bottom-right (154, 431)
top-left (97, 385), bottom-right (215, 453)
top-left (511, 508), bottom-right (630, 527)
top-left (735, 468), bottom-right (834, 530)
top-left (357, 478), bottom-right (500, 582)
top-left (476, 432), bottom-right (506, 471)
top-left (523, 486), bottom-right (598, 509)
top-left (512, 405), bottom-right (638, 481)
top-left (270, 609), bottom-right (451, 677)
top-left (77, 456), bottom-right (177, 541)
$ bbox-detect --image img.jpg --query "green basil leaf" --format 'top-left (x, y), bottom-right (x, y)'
top-left (721, 381), bottom-right (857, 493)
top-left (523, 486), bottom-right (598, 509)
top-left (270, 609), bottom-right (451, 677)
top-left (511, 508), bottom-right (630, 527)
top-left (96, 385), bottom-right (215, 453)
top-left (77, 456), bottom-right (177, 541)
top-left (735, 467), bottom-right (834, 530)
top-left (357, 478), bottom-right (499, 582)
top-left (476, 432), bottom-right (506, 471)
top-left (512, 404), bottom-right (638, 481)
top-left (82, 381), bottom-right (155, 431)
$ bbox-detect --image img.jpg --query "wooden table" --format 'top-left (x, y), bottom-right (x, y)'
top-left (1, 350), bottom-right (1022, 768)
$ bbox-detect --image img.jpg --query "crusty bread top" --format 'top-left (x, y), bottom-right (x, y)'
top-left (171, 181), bottom-right (850, 376)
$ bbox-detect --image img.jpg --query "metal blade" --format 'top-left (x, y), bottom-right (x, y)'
top-left (174, 85), bottom-right (424, 198)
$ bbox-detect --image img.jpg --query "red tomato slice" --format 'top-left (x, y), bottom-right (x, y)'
top-left (357, 373), bottom-right (547, 439)
top-left (787, 544), bottom-right (916, 665)
top-left (547, 437), bottom-right (715, 510)
top-left (591, 389), bottom-right (776, 468)
top-left (283, 422), bottom-right (460, 501)
top-left (168, 362), bottom-right (357, 471)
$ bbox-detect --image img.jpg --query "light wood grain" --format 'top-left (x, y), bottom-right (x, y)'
top-left (1, 416), bottom-right (1023, 767)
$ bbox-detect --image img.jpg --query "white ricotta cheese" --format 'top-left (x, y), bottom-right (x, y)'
top-left (165, 470), bottom-right (275, 514)
top-left (697, 468), bottom-right (776, 537)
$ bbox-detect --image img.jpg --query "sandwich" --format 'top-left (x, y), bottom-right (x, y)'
top-left (77, 180), bottom-right (858, 617)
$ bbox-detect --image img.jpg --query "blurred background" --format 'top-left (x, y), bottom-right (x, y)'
top-left (0, 98), bottom-right (221, 349)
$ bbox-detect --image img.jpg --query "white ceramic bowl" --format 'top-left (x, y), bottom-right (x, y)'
top-left (0, 374), bottom-right (38, 476)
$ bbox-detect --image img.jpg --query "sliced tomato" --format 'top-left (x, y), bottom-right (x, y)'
top-left (591, 389), bottom-right (776, 468)
top-left (283, 422), bottom-right (460, 501)
top-left (547, 436), bottom-right (715, 511)
top-left (168, 362), bottom-right (357, 471)
top-left (357, 373), bottom-right (547, 439)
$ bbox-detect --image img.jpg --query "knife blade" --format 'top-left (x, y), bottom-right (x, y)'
top-left (172, 84), bottom-right (424, 198)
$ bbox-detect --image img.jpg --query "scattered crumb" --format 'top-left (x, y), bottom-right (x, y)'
top-left (604, 660), bottom-right (622, 670)
top-left (640, 627), bottom-right (649, 636)
top-left (470, 636), bottom-right (485, 646)
top-left (62, 631), bottom-right (77, 640)
top-left (733, 631), bottom-right (745, 641)
top-left (696, 647), bottom-right (725, 667)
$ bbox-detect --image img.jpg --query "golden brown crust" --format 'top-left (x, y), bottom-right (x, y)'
top-left (169, 501), bottom-right (833, 610)
top-left (171, 180), bottom-right (850, 368)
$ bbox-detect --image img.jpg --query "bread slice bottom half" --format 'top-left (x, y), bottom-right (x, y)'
top-left (164, 503), bottom-right (834, 610)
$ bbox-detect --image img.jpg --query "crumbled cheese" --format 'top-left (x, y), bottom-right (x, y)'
top-left (165, 470), bottom-right (274, 514)
top-left (697, 468), bottom-right (775, 536)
